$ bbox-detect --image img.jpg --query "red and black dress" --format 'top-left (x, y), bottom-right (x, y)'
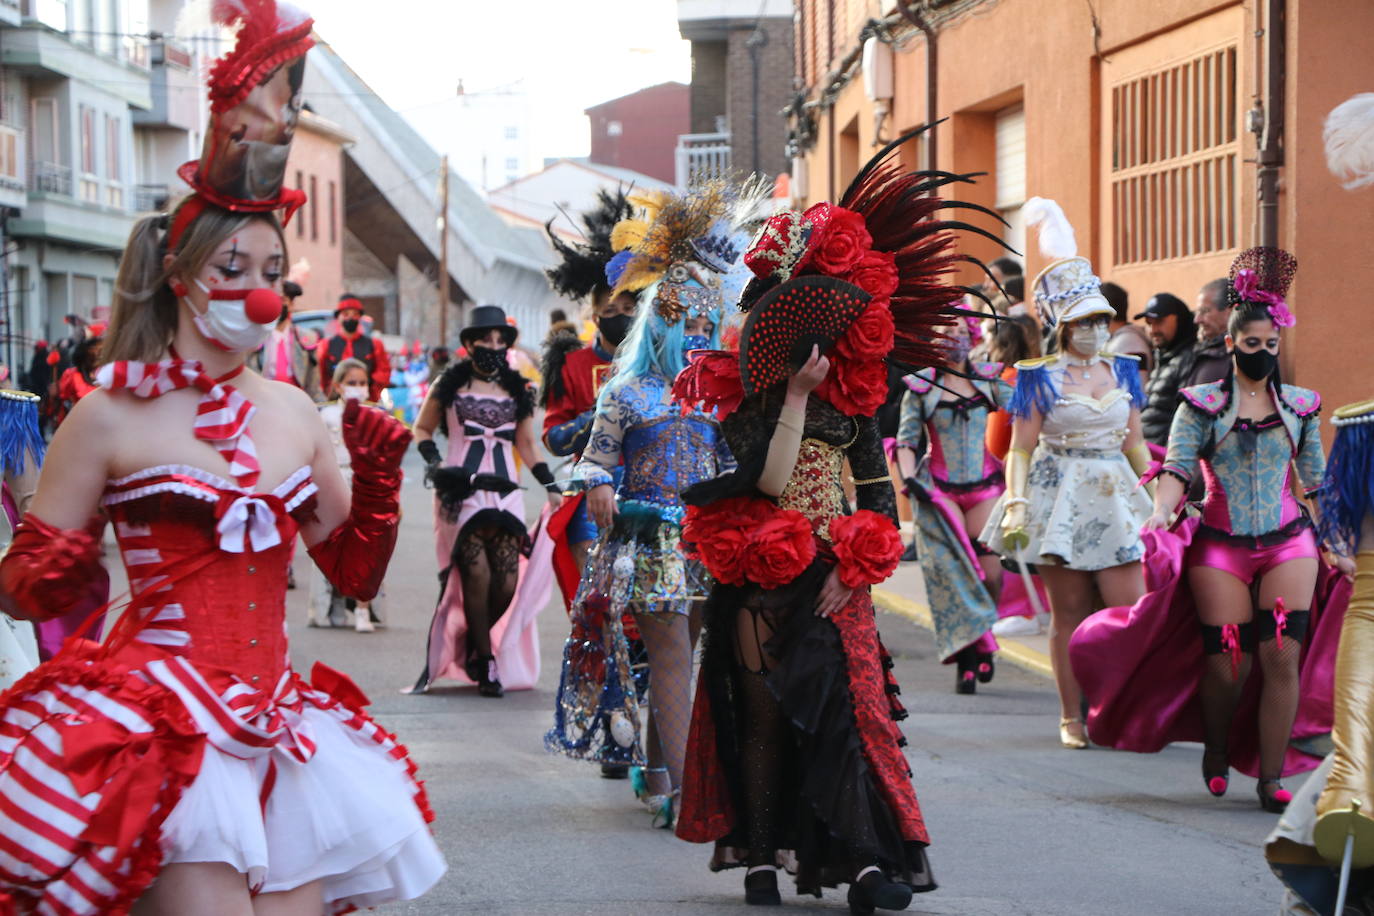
top-left (675, 392), bottom-right (934, 896)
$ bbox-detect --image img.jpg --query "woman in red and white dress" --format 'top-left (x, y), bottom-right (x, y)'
top-left (0, 3), bottom-right (444, 913)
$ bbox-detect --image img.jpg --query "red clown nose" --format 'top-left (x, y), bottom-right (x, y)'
top-left (244, 288), bottom-right (283, 324)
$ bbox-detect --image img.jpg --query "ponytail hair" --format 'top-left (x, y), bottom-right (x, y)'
top-left (102, 197), bottom-right (288, 364)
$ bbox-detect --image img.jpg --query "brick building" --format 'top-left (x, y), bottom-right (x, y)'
top-left (678, 0), bottom-right (795, 185)
top-left (284, 111), bottom-right (351, 314)
top-left (585, 82), bottom-right (689, 185)
top-left (789, 0), bottom-right (1374, 427)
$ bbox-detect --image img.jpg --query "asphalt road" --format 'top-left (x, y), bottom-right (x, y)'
top-left (282, 454), bottom-right (1293, 915)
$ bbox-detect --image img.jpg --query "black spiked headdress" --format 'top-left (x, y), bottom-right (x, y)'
top-left (544, 187), bottom-right (635, 302)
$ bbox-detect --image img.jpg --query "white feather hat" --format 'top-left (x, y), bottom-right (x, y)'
top-left (1023, 197), bottom-right (1113, 329)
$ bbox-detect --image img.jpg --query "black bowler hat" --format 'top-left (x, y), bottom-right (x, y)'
top-left (1134, 292), bottom-right (1188, 321)
top-left (461, 305), bottom-right (518, 347)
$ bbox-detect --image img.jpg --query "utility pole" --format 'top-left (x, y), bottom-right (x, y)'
top-left (438, 154), bottom-right (450, 347)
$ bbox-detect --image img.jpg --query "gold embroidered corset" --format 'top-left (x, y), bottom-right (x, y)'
top-left (778, 438), bottom-right (847, 539)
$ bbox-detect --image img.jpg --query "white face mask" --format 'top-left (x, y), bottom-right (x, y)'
top-left (341, 383), bottom-right (368, 400)
top-left (1069, 324), bottom-right (1110, 357)
top-left (186, 278), bottom-right (278, 353)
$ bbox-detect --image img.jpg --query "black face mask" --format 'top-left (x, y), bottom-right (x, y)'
top-left (340, 318), bottom-right (359, 334)
top-left (1233, 347), bottom-right (1277, 382)
top-left (471, 345), bottom-right (507, 376)
top-left (597, 313), bottom-right (634, 347)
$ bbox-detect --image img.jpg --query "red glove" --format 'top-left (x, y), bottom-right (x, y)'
top-left (308, 398), bottom-right (412, 601)
top-left (0, 514), bottom-right (105, 622)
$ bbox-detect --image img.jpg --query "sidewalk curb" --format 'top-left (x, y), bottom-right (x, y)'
top-left (872, 587), bottom-right (1054, 680)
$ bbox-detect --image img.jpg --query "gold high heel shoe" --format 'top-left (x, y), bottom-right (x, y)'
top-left (1059, 717), bottom-right (1088, 749)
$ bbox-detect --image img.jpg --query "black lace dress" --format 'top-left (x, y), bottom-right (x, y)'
top-left (676, 391), bottom-right (935, 896)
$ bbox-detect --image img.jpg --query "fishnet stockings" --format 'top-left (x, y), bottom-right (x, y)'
top-left (635, 610), bottom-right (695, 794)
top-left (455, 526), bottom-right (521, 664)
top-left (1200, 651), bottom-right (1252, 765)
top-left (1256, 633), bottom-right (1303, 778)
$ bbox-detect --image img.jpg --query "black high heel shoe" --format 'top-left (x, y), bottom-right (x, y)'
top-left (976, 651), bottom-right (995, 684)
top-left (467, 655), bottom-right (504, 698)
top-left (1258, 777), bottom-right (1292, 813)
top-left (847, 868), bottom-right (913, 915)
top-left (954, 648), bottom-right (977, 695)
top-left (744, 866), bottom-right (781, 906)
top-left (1202, 747), bottom-right (1229, 797)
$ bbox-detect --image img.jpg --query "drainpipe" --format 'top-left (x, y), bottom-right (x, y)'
top-left (1255, 0), bottom-right (1285, 248)
top-left (747, 25), bottom-right (768, 176)
top-left (896, 0), bottom-right (938, 171)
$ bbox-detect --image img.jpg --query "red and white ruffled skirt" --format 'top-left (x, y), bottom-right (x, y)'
top-left (0, 642), bottom-right (444, 915)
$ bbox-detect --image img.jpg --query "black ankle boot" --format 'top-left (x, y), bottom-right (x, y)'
top-left (469, 655), bottom-right (503, 697)
top-left (744, 865), bottom-right (781, 906)
top-left (848, 868), bottom-right (913, 914)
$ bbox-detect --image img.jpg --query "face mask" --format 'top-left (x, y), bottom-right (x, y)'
top-left (340, 318), bottom-right (360, 334)
top-left (946, 339), bottom-right (971, 366)
top-left (186, 278), bottom-right (278, 352)
top-left (1069, 324), bottom-right (1110, 356)
top-left (597, 313), bottom-right (634, 347)
top-left (1233, 347), bottom-right (1277, 381)
top-left (682, 335), bottom-right (710, 360)
top-left (471, 345), bottom-right (507, 376)
top-left (341, 383), bottom-right (368, 400)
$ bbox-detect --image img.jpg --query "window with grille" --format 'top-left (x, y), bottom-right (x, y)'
top-left (1110, 44), bottom-right (1238, 266)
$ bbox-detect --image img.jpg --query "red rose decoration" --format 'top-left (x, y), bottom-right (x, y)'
top-left (814, 351), bottom-right (889, 417)
top-left (683, 498), bottom-right (764, 586)
top-left (835, 300), bottom-right (895, 361)
top-left (744, 509), bottom-right (817, 589)
top-left (829, 510), bottom-right (903, 588)
top-left (844, 250), bottom-right (898, 299)
top-left (673, 349), bottom-right (745, 420)
top-left (810, 207), bottom-right (873, 276)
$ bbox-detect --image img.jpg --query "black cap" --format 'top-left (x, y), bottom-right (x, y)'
top-left (1134, 292), bottom-right (1189, 320)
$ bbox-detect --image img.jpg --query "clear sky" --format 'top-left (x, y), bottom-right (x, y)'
top-left (309, 0), bottom-right (692, 165)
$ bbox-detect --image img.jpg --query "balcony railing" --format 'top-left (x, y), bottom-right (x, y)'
top-left (150, 36), bottom-right (192, 70)
top-left (134, 183), bottom-right (169, 212)
top-left (675, 132), bottom-right (731, 188)
top-left (29, 160), bottom-right (70, 196)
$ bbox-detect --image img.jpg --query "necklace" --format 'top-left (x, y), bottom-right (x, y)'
top-left (1063, 354), bottom-right (1098, 384)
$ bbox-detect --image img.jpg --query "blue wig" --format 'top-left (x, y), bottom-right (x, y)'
top-left (608, 277), bottom-right (723, 384)
top-left (1319, 418), bottom-right (1374, 554)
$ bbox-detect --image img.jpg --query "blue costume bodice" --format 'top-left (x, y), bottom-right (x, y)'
top-left (896, 364), bottom-right (1012, 485)
top-left (1163, 380), bottom-right (1325, 537)
top-left (574, 371), bottom-right (733, 508)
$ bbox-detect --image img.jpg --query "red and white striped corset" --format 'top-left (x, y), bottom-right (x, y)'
top-left (100, 464), bottom-right (318, 689)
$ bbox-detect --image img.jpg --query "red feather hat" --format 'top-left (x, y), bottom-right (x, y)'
top-left (678, 125), bottom-right (1009, 418)
top-left (168, 0), bottom-right (313, 247)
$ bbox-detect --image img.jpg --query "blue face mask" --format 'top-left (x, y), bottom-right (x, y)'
top-left (682, 334), bottom-right (710, 358)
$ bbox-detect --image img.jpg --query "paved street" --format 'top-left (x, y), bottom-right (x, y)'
top-left (280, 456), bottom-right (1293, 915)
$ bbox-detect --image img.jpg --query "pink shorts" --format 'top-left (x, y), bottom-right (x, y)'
top-left (932, 477), bottom-right (1003, 513)
top-left (1188, 527), bottom-right (1319, 585)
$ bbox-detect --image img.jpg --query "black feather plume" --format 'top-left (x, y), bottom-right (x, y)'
top-left (544, 186), bottom-right (635, 301)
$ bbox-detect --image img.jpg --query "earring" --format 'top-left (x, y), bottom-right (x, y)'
top-left (170, 281), bottom-right (187, 298)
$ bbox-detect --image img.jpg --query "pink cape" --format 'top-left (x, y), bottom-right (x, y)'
top-left (422, 505), bottom-right (555, 691)
top-left (1069, 517), bottom-right (1349, 777)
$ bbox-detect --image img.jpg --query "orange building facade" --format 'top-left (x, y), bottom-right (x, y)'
top-left (789, 0), bottom-right (1374, 427)
top-left (283, 110), bottom-right (351, 314)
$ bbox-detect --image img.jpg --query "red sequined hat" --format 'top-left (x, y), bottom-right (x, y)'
top-left (168, 0), bottom-right (313, 247)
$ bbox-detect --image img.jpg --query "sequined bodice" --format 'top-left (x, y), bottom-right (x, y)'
top-left (778, 438), bottom-right (848, 538)
top-left (1198, 415), bottom-right (1303, 536)
top-left (576, 372), bottom-right (731, 505)
top-left (1040, 383), bottom-right (1132, 452)
top-left (101, 464), bottom-right (318, 687)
